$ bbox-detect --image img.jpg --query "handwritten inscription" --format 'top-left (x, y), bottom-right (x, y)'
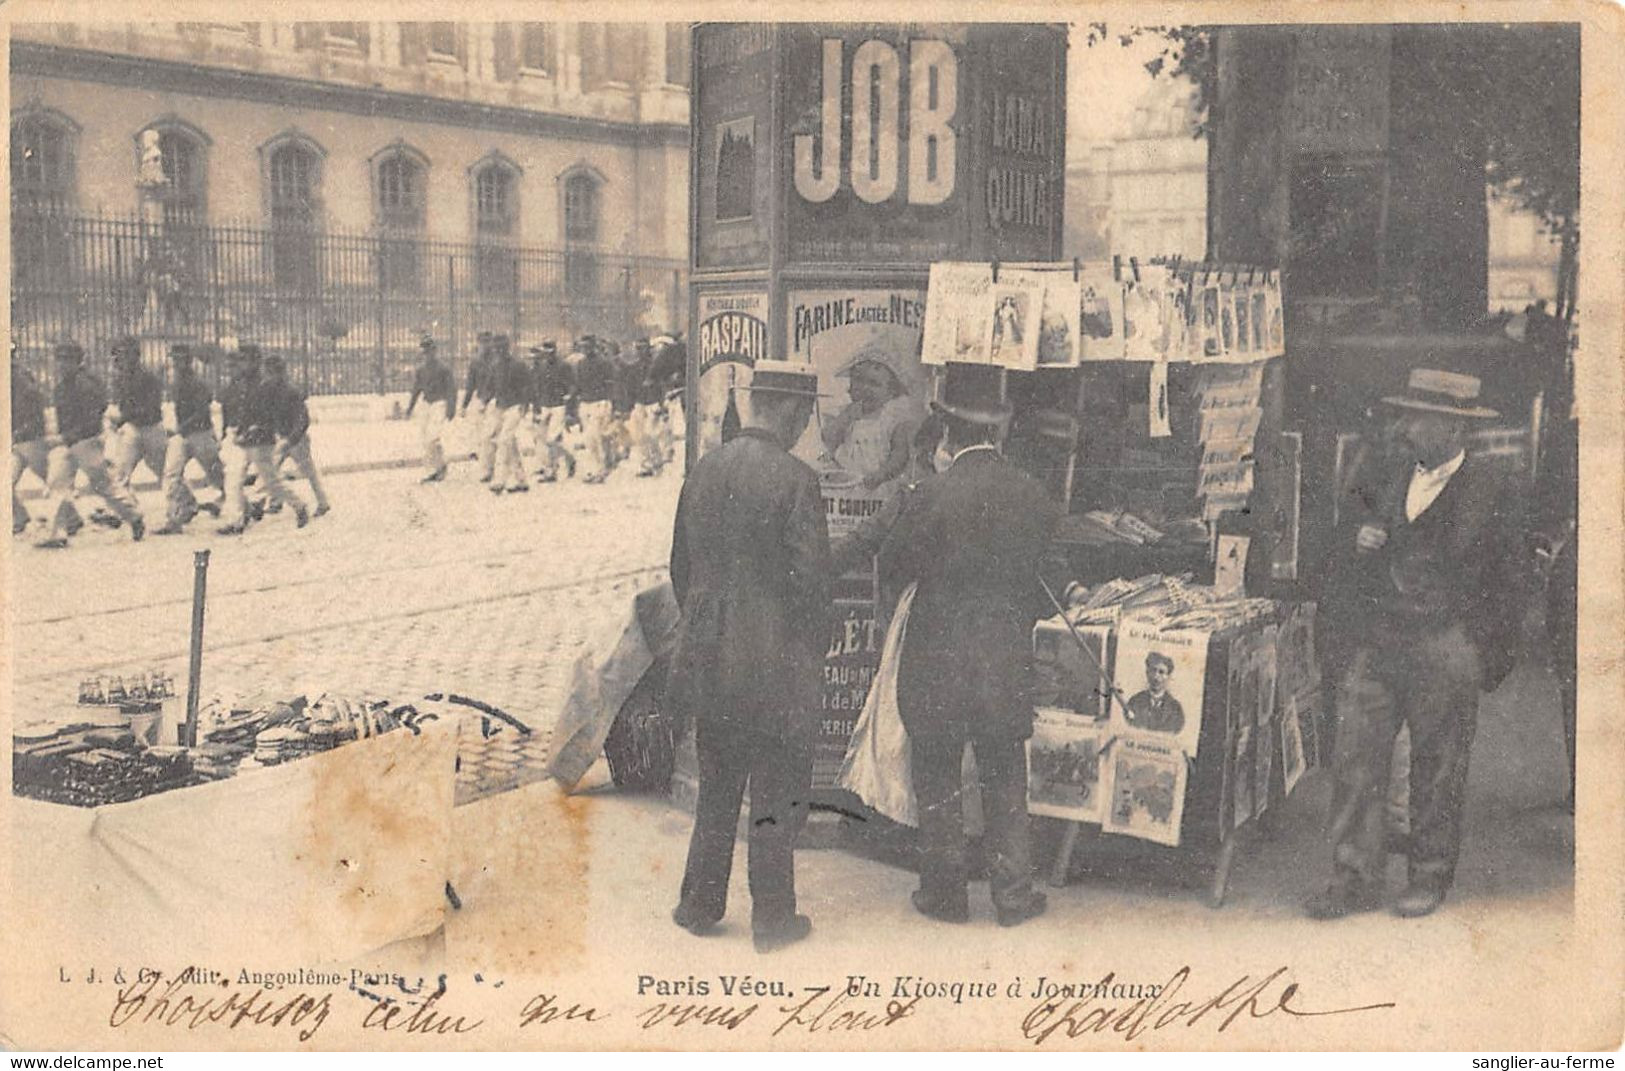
top-left (1019, 967), bottom-right (1396, 1045)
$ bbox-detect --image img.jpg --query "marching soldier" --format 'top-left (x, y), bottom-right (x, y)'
top-left (11, 343), bottom-right (51, 536)
top-left (648, 334), bottom-right (687, 467)
top-left (37, 339), bottom-right (145, 547)
top-left (460, 331), bottom-right (501, 483)
top-left (573, 337), bottom-right (617, 484)
top-left (528, 342), bottom-right (574, 482)
top-left (487, 335), bottom-right (531, 495)
top-left (217, 343), bottom-right (308, 534)
top-left (264, 354), bottom-right (331, 517)
top-left (108, 336), bottom-right (169, 502)
top-left (406, 333), bottom-right (456, 483)
top-left (152, 343), bottom-right (224, 535)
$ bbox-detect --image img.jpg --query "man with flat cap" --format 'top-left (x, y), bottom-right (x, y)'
top-left (572, 337), bottom-right (617, 484)
top-left (152, 343), bottom-right (224, 535)
top-left (405, 333), bottom-right (456, 483)
top-left (486, 335), bottom-right (531, 495)
top-left (880, 362), bottom-right (1059, 927)
top-left (666, 359), bottom-right (833, 953)
top-left (1307, 366), bottom-right (1522, 920)
top-left (36, 339), bottom-right (146, 547)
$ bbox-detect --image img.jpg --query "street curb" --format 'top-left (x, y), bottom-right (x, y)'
top-left (17, 451), bottom-right (480, 499)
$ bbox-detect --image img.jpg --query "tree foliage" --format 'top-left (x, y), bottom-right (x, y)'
top-left (1080, 23), bottom-right (1579, 239)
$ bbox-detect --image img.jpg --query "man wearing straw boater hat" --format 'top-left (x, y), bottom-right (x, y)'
top-left (1307, 366), bottom-right (1523, 920)
top-left (881, 363), bottom-right (1060, 927)
top-left (665, 359), bottom-right (833, 953)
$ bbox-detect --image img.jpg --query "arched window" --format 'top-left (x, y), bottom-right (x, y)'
top-left (470, 153), bottom-right (521, 295)
top-left (560, 166), bottom-right (603, 297)
top-left (10, 109), bottom-right (78, 288)
top-left (136, 119), bottom-right (210, 225)
top-left (373, 144), bottom-right (427, 293)
top-left (261, 132), bottom-right (325, 292)
top-left (11, 110), bottom-right (77, 212)
top-left (563, 171), bottom-right (599, 243)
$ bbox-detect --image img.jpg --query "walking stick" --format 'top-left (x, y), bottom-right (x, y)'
top-left (1038, 576), bottom-right (1129, 721)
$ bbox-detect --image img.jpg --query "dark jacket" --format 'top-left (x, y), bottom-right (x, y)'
top-left (407, 359), bottom-right (455, 418)
top-left (573, 353), bottom-right (615, 404)
top-left (882, 447), bottom-right (1062, 742)
top-left (532, 355), bottom-right (573, 409)
top-left (664, 427), bottom-right (833, 741)
top-left (266, 379), bottom-right (311, 444)
top-left (12, 368), bottom-right (47, 444)
top-left (1323, 450), bottom-right (1523, 690)
top-left (53, 368), bottom-right (109, 446)
top-left (172, 369), bottom-right (215, 437)
top-left (223, 375), bottom-right (277, 447)
top-left (491, 358), bottom-right (532, 410)
top-left (113, 365), bottom-right (164, 429)
top-left (461, 355), bottom-right (498, 409)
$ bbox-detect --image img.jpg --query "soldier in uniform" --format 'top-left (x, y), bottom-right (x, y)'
top-left (107, 336), bottom-right (170, 511)
top-left (37, 340), bottom-right (146, 547)
top-left (152, 343), bottom-right (224, 535)
top-left (1307, 367), bottom-right (1522, 920)
top-left (217, 343), bottom-right (308, 534)
top-left (666, 360), bottom-right (833, 953)
top-left (406, 333), bottom-right (457, 483)
top-left (487, 335), bottom-right (532, 495)
top-left (647, 334), bottom-right (688, 466)
top-left (573, 337), bottom-right (617, 484)
top-left (264, 354), bottom-right (331, 517)
top-left (460, 332), bottom-right (503, 484)
top-left (528, 341), bottom-right (574, 482)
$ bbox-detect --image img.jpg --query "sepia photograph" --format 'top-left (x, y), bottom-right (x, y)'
top-left (1, 3), bottom-right (1620, 1057)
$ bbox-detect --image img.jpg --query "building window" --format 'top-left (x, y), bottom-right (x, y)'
top-left (142, 125), bottom-right (209, 226)
top-left (427, 22), bottom-right (459, 63)
top-left (11, 111), bottom-right (76, 212)
top-left (374, 145), bottom-right (427, 293)
top-left (520, 22), bottom-right (555, 74)
top-left (605, 24), bottom-right (644, 85)
top-left (579, 25), bottom-right (606, 91)
top-left (562, 168), bottom-right (602, 296)
top-left (326, 22), bottom-right (364, 49)
top-left (664, 24), bottom-right (691, 86)
top-left (472, 155), bottom-right (520, 295)
top-left (264, 135), bottom-right (324, 292)
top-left (563, 172), bottom-right (599, 243)
top-left (10, 110), bottom-right (78, 289)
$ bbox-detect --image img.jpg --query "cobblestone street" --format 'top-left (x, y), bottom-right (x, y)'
top-left (10, 460), bottom-right (680, 750)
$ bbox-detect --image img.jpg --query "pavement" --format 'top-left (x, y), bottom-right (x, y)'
top-left (6, 437), bottom-right (1589, 1047)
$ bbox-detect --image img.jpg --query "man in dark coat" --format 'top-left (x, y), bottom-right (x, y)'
top-left (881, 364), bottom-right (1061, 926)
top-left (152, 343), bottom-right (224, 535)
top-left (11, 343), bottom-right (51, 536)
top-left (528, 341), bottom-right (574, 482)
top-left (1307, 367), bottom-right (1523, 920)
top-left (665, 360), bottom-right (832, 953)
top-left (406, 334), bottom-right (456, 483)
top-left (108, 336), bottom-right (168, 503)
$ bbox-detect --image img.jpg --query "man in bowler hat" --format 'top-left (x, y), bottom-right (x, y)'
top-left (665, 360), bottom-right (833, 952)
top-left (1307, 367), bottom-right (1522, 919)
top-left (881, 363), bottom-right (1060, 926)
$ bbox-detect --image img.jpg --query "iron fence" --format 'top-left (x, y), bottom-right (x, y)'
top-left (11, 206), bottom-right (687, 395)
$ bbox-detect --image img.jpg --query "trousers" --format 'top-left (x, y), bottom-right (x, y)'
top-left (417, 405), bottom-right (448, 475)
top-left (630, 402), bottom-right (667, 475)
top-left (276, 435), bottom-right (330, 510)
top-left (531, 405), bottom-right (570, 479)
top-left (111, 423), bottom-right (169, 493)
top-left (577, 400), bottom-right (614, 481)
top-left (1328, 621), bottom-right (1482, 890)
top-left (12, 438), bottom-right (50, 530)
top-left (160, 430), bottom-right (224, 526)
top-left (912, 733), bottom-right (1034, 908)
top-left (223, 441), bottom-right (306, 526)
top-left (39, 437), bottom-right (143, 543)
top-left (491, 404), bottom-right (529, 490)
top-left (474, 400), bottom-right (502, 481)
top-left (678, 721), bottom-right (813, 927)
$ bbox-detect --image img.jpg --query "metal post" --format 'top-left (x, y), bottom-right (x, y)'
top-left (182, 549), bottom-right (211, 747)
